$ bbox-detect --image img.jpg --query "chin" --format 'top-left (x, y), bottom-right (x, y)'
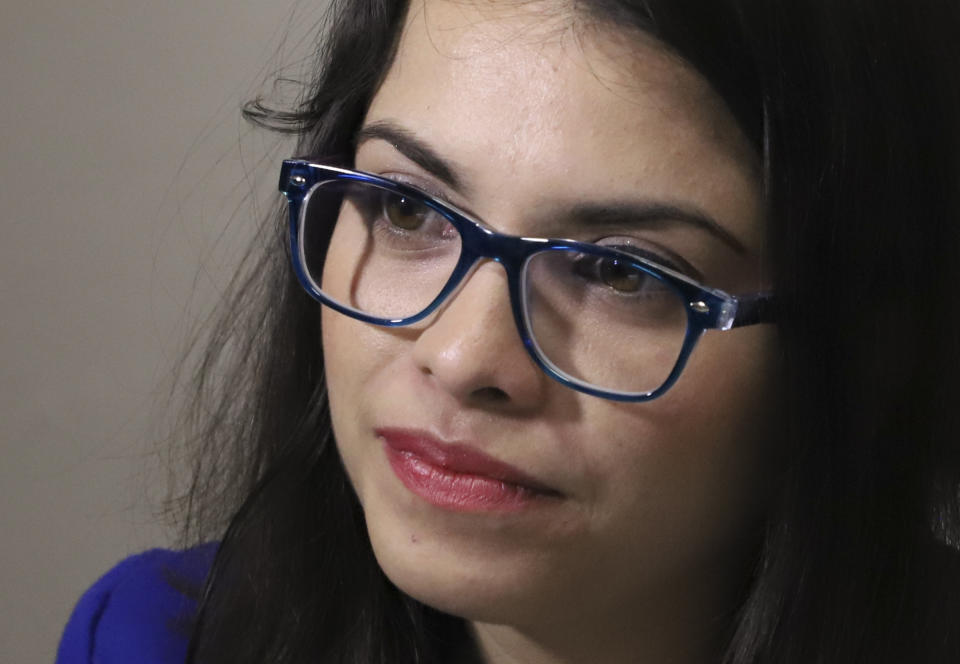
top-left (362, 503), bottom-right (562, 625)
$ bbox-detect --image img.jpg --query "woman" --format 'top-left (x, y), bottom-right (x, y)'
top-left (59, 0), bottom-right (960, 662)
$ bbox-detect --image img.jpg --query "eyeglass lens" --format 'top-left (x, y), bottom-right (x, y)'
top-left (300, 179), bottom-right (689, 395)
top-left (302, 180), bottom-right (462, 320)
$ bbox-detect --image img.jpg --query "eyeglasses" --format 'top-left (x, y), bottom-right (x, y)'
top-left (279, 160), bottom-right (775, 401)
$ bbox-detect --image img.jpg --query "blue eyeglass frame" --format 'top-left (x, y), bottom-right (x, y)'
top-left (279, 159), bottom-right (776, 402)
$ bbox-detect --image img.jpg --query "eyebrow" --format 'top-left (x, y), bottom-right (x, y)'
top-left (562, 202), bottom-right (747, 255)
top-left (356, 121), bottom-right (468, 194)
top-left (355, 120), bottom-right (747, 255)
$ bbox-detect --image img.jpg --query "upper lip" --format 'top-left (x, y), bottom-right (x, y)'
top-left (376, 427), bottom-right (561, 495)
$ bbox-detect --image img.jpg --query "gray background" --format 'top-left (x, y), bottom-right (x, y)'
top-left (1, 1), bottom-right (327, 661)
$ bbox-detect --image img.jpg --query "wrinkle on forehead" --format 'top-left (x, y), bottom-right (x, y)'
top-left (397, 0), bottom-right (756, 173)
top-left (413, 0), bottom-right (574, 56)
top-left (408, 0), bottom-right (708, 106)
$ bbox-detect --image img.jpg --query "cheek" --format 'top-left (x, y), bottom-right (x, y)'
top-left (587, 325), bottom-right (778, 568)
top-left (322, 307), bottom-right (403, 411)
top-left (673, 325), bottom-right (780, 449)
top-left (321, 307), bottom-right (357, 423)
top-left (322, 308), bottom-right (380, 505)
top-left (629, 321), bottom-right (779, 445)
top-left (322, 307), bottom-right (421, 509)
top-left (665, 326), bottom-right (779, 530)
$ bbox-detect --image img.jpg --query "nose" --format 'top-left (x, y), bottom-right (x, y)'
top-left (411, 261), bottom-right (548, 410)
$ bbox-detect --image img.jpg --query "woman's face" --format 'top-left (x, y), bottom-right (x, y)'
top-left (323, 0), bottom-right (776, 652)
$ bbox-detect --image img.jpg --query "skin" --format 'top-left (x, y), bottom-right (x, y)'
top-left (322, 2), bottom-right (778, 662)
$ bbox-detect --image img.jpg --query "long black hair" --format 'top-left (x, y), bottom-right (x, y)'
top-left (174, 1), bottom-right (960, 662)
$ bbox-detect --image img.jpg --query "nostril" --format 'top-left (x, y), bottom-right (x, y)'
top-left (470, 386), bottom-right (510, 403)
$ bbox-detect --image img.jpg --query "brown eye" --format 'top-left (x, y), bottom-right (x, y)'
top-left (599, 257), bottom-right (648, 293)
top-left (383, 195), bottom-right (428, 231)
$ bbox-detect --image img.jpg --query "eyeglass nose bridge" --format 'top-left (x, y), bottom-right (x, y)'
top-left (442, 202), bottom-right (549, 261)
top-left (425, 217), bottom-right (554, 359)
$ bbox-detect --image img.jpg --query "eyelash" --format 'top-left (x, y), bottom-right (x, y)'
top-left (593, 239), bottom-right (702, 282)
top-left (377, 172), bottom-right (446, 199)
top-left (372, 171), bottom-right (703, 282)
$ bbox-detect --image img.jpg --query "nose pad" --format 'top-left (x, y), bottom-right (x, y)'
top-left (411, 260), bottom-right (547, 408)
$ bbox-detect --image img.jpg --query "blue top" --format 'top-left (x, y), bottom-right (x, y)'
top-left (56, 544), bottom-right (217, 664)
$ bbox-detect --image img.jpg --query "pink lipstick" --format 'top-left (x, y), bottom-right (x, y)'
top-left (377, 428), bottom-right (560, 512)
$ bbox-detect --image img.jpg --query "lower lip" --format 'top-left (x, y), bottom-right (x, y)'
top-left (383, 443), bottom-right (550, 512)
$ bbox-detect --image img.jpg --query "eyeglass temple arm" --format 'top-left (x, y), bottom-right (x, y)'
top-left (730, 293), bottom-right (777, 328)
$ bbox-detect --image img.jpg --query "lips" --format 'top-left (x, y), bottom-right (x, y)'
top-left (376, 427), bottom-right (560, 512)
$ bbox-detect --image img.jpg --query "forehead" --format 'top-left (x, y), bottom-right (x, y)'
top-left (364, 0), bottom-right (760, 244)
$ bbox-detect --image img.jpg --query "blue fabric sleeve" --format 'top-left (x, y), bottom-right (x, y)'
top-left (56, 544), bottom-right (217, 664)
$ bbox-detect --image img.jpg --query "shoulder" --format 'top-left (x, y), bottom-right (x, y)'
top-left (56, 543), bottom-right (218, 664)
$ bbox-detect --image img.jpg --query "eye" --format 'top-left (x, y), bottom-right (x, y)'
top-left (571, 254), bottom-right (662, 295)
top-left (599, 256), bottom-right (649, 293)
top-left (595, 238), bottom-right (702, 282)
top-left (383, 194), bottom-right (430, 231)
